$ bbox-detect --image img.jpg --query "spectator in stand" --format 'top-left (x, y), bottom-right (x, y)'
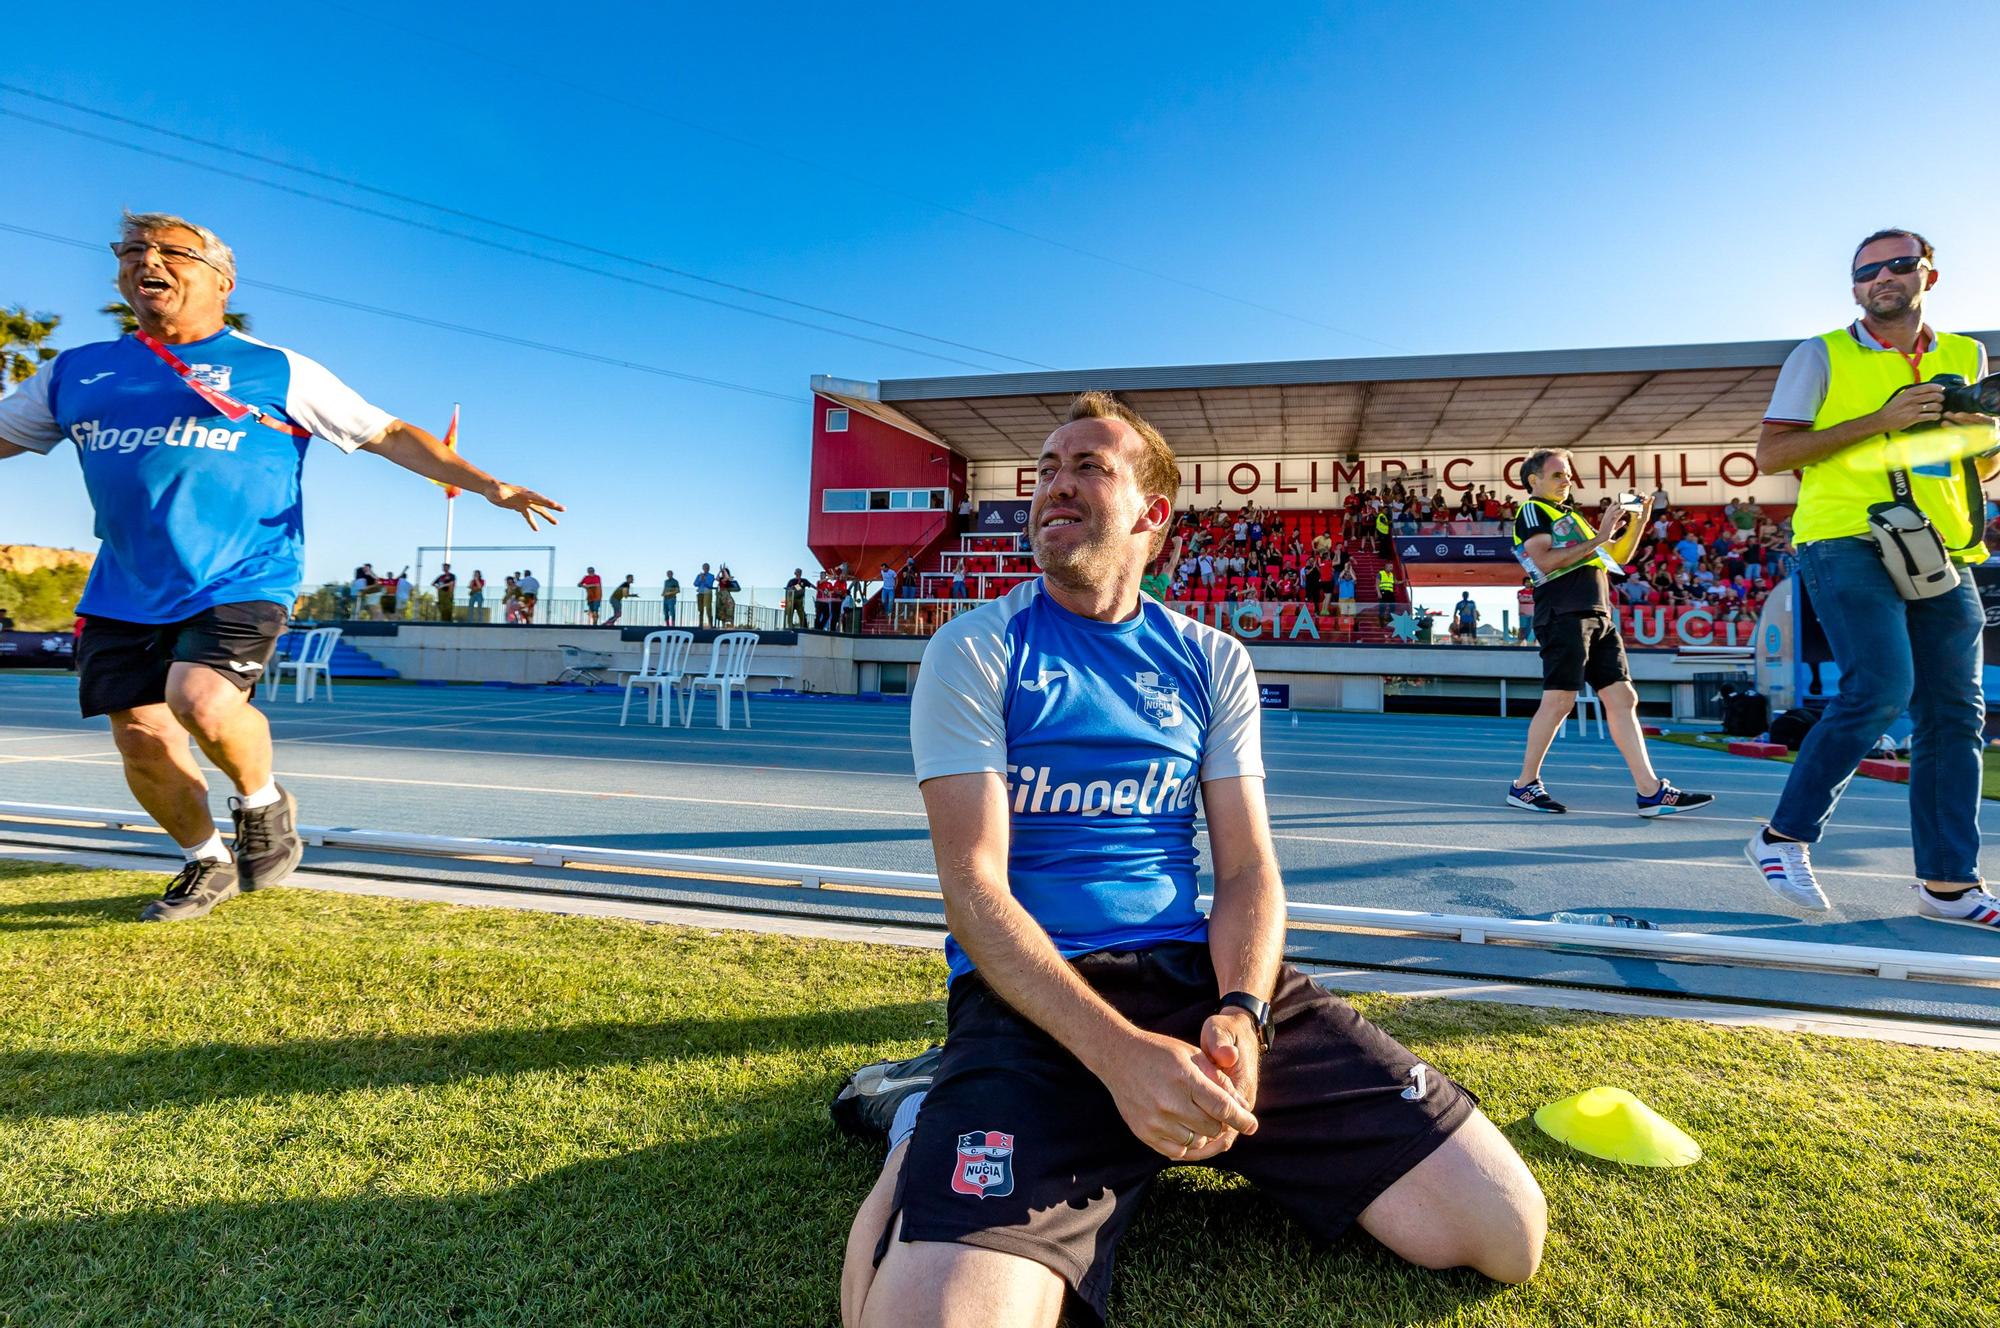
top-left (785, 568), bottom-right (811, 629)
top-left (466, 568), bottom-right (486, 619)
top-left (951, 562), bottom-right (968, 600)
top-left (845, 577), bottom-right (866, 634)
top-left (832, 568), bottom-right (852, 631)
top-left (431, 563), bottom-right (457, 622)
top-left (1674, 531), bottom-right (1702, 566)
top-left (902, 554), bottom-right (917, 598)
top-left (1302, 558), bottom-right (1323, 614)
top-left (1312, 528), bottom-right (1332, 558)
top-left (605, 574), bottom-right (634, 627)
top-left (1247, 515), bottom-right (1264, 551)
top-left (394, 566), bottom-right (414, 619)
top-left (1198, 551), bottom-right (1216, 587)
top-left (662, 569), bottom-right (680, 626)
top-left (1140, 562), bottom-right (1169, 601)
top-left (377, 566), bottom-right (399, 619)
top-left (879, 561), bottom-right (899, 619)
top-left (1500, 494), bottom-right (1519, 520)
top-left (715, 566), bottom-right (738, 627)
top-left (1451, 591), bottom-right (1479, 642)
top-left (1650, 483), bottom-right (1670, 512)
top-left (1733, 496), bottom-right (1762, 532)
top-left (517, 569), bottom-right (540, 623)
top-left (502, 574), bottom-right (520, 624)
top-left (1374, 504), bottom-right (1393, 557)
top-left (578, 566), bottom-right (603, 625)
top-left (814, 570), bottom-right (836, 629)
top-left (694, 563), bottom-right (716, 628)
top-left (350, 566), bottom-right (375, 620)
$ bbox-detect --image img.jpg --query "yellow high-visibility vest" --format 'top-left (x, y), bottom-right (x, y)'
top-left (1797, 326), bottom-right (1988, 565)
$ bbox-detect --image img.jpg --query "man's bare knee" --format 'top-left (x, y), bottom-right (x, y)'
top-left (109, 710), bottom-right (187, 767)
top-left (841, 1142), bottom-right (907, 1328)
top-left (165, 668), bottom-right (250, 740)
top-left (860, 1239), bottom-right (1064, 1328)
top-left (1360, 1110), bottom-right (1547, 1285)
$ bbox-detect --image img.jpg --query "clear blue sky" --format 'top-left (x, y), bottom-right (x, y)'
top-left (7, 1), bottom-right (1998, 595)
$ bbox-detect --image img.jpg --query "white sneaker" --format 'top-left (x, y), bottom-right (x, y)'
top-left (1744, 828), bottom-right (1830, 911)
top-left (1911, 883), bottom-right (2000, 930)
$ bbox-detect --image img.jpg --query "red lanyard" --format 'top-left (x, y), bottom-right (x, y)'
top-left (133, 330), bottom-right (310, 438)
top-left (1859, 319), bottom-right (1930, 383)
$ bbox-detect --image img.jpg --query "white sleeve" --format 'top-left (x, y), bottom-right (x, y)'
top-left (0, 362), bottom-right (63, 453)
top-left (281, 348), bottom-right (397, 453)
top-left (1198, 631), bottom-right (1264, 782)
top-left (1763, 339), bottom-right (1829, 424)
top-left (910, 617), bottom-right (1009, 782)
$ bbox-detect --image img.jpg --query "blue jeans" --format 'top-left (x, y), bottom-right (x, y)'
top-left (663, 599), bottom-right (676, 625)
top-left (1771, 537), bottom-right (1985, 883)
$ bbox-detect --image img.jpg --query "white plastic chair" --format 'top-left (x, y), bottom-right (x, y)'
top-left (265, 626), bottom-right (340, 702)
top-left (681, 632), bottom-right (759, 729)
top-left (621, 630), bottom-right (694, 727)
top-left (1561, 683), bottom-right (1603, 739)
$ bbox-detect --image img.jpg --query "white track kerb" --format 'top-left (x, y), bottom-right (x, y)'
top-left (3, 799), bottom-right (1997, 987)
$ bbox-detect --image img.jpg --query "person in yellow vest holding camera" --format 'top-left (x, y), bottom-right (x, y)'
top-left (1747, 229), bottom-right (2000, 927)
top-left (1506, 449), bottom-right (1712, 817)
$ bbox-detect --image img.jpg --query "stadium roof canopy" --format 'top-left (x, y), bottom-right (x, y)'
top-left (813, 332), bottom-right (2000, 463)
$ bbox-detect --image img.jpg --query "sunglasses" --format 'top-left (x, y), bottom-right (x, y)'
top-left (109, 240), bottom-right (218, 271)
top-left (1852, 255), bottom-right (1927, 283)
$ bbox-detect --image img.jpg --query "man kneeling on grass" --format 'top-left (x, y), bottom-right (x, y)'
top-left (831, 393), bottom-right (1545, 1328)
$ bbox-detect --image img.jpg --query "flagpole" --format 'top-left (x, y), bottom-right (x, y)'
top-left (442, 402), bottom-right (460, 564)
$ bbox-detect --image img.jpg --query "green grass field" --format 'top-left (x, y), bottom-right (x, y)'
top-left (2, 861), bottom-right (1996, 1327)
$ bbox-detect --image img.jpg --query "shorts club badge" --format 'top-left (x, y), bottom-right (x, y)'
top-left (950, 1130), bottom-right (1016, 1198)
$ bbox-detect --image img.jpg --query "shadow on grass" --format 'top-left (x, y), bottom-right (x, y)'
top-left (0, 889), bottom-right (160, 928)
top-left (0, 1101), bottom-right (1514, 1328)
top-left (0, 1001), bottom-right (945, 1120)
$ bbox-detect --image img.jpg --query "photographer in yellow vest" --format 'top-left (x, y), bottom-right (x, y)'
top-left (1747, 229), bottom-right (2000, 927)
top-left (1506, 449), bottom-right (1712, 817)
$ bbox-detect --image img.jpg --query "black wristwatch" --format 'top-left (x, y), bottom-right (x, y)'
top-left (1216, 991), bottom-right (1273, 1051)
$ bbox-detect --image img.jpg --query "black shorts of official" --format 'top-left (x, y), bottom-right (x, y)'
top-left (1536, 610), bottom-right (1631, 693)
top-left (876, 943), bottom-right (1477, 1322)
top-left (76, 601), bottom-right (289, 718)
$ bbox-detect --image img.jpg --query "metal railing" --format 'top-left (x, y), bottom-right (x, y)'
top-left (2, 799), bottom-right (1993, 985)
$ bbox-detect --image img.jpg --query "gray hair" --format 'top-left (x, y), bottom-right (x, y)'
top-left (120, 210), bottom-right (236, 284)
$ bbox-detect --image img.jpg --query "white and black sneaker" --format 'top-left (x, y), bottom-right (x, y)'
top-left (139, 858), bottom-right (241, 922)
top-left (1636, 780), bottom-right (1715, 818)
top-left (831, 1045), bottom-right (941, 1145)
top-left (1507, 781), bottom-right (1568, 813)
top-left (1911, 882), bottom-right (2000, 930)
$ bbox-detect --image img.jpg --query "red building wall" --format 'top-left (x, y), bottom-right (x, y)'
top-left (806, 394), bottom-right (967, 576)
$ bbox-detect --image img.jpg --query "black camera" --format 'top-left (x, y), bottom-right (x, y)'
top-left (1890, 372), bottom-right (2000, 429)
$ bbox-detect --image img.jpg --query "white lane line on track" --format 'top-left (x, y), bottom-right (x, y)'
top-left (0, 752), bottom-right (930, 817)
top-left (3, 752), bottom-right (1937, 884)
top-left (1255, 828), bottom-right (1922, 883)
top-left (1261, 788), bottom-right (1903, 836)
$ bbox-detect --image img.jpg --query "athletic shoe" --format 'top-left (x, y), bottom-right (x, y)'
top-left (1744, 828), bottom-right (1830, 911)
top-left (1911, 883), bottom-right (2000, 930)
top-left (139, 858), bottom-right (241, 922)
top-left (1637, 781), bottom-right (1715, 818)
top-left (230, 784), bottom-right (303, 891)
top-left (831, 1044), bottom-right (942, 1144)
top-left (1506, 781), bottom-right (1568, 814)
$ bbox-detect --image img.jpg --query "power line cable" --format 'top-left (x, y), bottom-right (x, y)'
top-left (310, 0), bottom-right (1408, 351)
top-left (0, 83), bottom-right (1051, 371)
top-left (0, 221), bottom-right (804, 404)
top-left (0, 105), bottom-right (1009, 373)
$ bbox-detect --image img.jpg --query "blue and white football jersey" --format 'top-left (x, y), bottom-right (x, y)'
top-left (911, 580), bottom-right (1265, 983)
top-left (0, 330), bottom-right (395, 624)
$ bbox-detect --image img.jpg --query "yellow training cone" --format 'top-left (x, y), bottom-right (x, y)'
top-left (1533, 1087), bottom-right (1701, 1168)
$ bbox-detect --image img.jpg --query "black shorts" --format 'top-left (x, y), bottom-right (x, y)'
top-left (878, 944), bottom-right (1476, 1321)
top-left (1536, 611), bottom-right (1630, 692)
top-left (76, 601), bottom-right (289, 718)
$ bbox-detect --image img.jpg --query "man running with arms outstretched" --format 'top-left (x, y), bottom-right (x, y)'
top-left (0, 211), bottom-right (561, 921)
top-left (837, 393), bottom-right (1545, 1328)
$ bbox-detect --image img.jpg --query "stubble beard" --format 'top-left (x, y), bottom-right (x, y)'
top-left (1032, 521), bottom-right (1126, 594)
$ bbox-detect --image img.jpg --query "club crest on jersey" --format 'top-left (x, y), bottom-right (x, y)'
top-left (185, 363), bottom-right (232, 392)
top-left (950, 1130), bottom-right (1015, 1198)
top-left (1130, 670), bottom-right (1183, 728)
